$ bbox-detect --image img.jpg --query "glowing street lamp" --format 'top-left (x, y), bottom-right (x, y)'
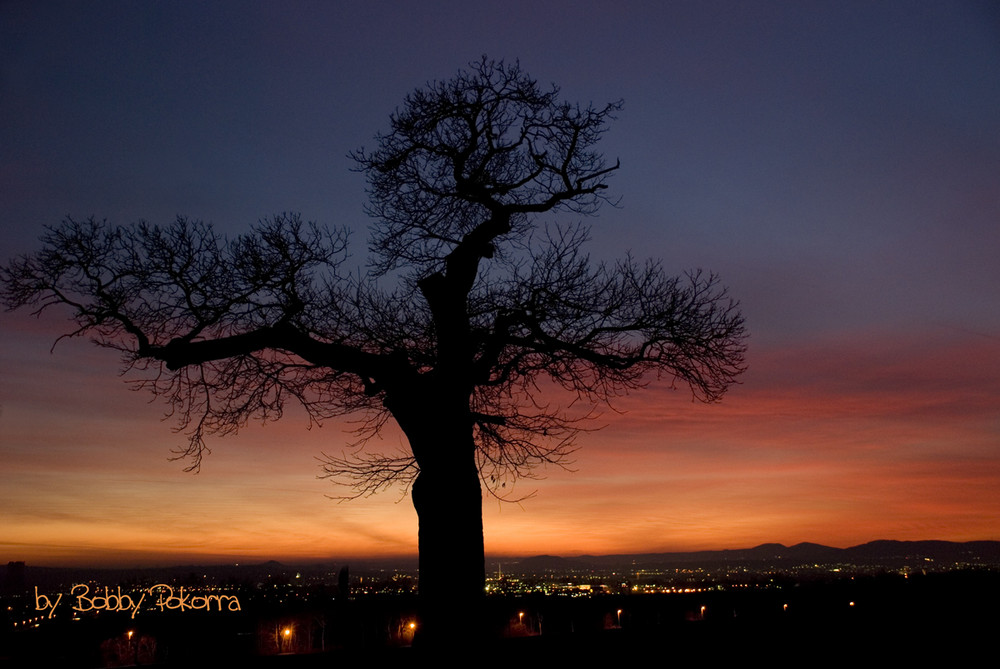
top-left (126, 630), bottom-right (137, 664)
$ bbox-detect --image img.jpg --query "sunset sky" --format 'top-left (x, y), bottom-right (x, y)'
top-left (2, 1), bottom-right (999, 567)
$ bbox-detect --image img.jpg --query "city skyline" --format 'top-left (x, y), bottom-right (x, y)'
top-left (2, 2), bottom-right (999, 568)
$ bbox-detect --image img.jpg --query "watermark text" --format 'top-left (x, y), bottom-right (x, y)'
top-left (35, 584), bottom-right (241, 619)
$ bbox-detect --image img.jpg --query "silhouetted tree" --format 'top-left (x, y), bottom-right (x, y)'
top-left (2, 58), bottom-right (747, 645)
top-left (338, 565), bottom-right (350, 599)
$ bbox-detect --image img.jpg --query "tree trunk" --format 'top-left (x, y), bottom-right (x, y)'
top-left (408, 424), bottom-right (486, 648)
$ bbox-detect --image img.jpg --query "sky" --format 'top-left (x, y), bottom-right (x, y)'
top-left (2, 1), bottom-right (999, 567)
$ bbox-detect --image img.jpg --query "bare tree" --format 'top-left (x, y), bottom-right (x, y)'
top-left (2, 58), bottom-right (747, 645)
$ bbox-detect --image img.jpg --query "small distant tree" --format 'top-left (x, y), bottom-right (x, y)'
top-left (2, 58), bottom-right (746, 645)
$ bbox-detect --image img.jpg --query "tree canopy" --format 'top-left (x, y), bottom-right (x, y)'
top-left (2, 57), bottom-right (747, 643)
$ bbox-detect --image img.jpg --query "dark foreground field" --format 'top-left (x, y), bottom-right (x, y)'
top-left (4, 571), bottom-right (995, 667)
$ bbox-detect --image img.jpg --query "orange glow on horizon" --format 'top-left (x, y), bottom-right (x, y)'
top-left (3, 324), bottom-right (999, 567)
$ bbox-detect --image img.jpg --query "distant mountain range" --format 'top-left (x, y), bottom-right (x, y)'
top-left (505, 540), bottom-right (1000, 572)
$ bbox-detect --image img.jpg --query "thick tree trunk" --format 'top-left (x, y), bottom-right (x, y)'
top-left (407, 424), bottom-right (486, 648)
top-left (386, 257), bottom-right (488, 646)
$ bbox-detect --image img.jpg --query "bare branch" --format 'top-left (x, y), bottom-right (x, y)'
top-left (318, 449), bottom-right (418, 501)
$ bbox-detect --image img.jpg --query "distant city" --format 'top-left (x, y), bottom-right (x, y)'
top-left (8, 539), bottom-right (999, 592)
top-left (4, 540), bottom-right (998, 665)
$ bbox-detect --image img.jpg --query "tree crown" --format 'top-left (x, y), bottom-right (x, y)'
top-left (352, 57), bottom-right (621, 276)
top-left (2, 58), bottom-right (747, 499)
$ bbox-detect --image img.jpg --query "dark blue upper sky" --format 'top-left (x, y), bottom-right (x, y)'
top-left (4, 1), bottom-right (998, 342)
